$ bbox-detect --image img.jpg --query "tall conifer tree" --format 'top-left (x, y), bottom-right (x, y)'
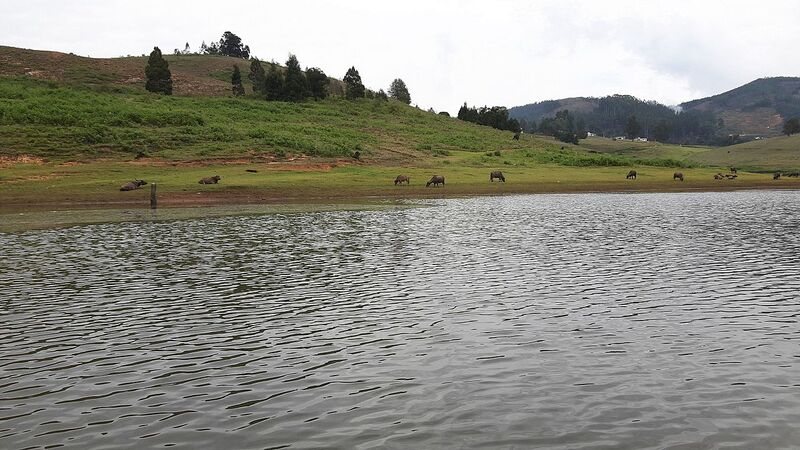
top-left (144, 47), bottom-right (172, 95)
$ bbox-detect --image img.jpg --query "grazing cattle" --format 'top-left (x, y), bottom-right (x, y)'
top-left (353, 150), bottom-right (361, 161)
top-left (199, 175), bottom-right (221, 184)
top-left (673, 172), bottom-right (684, 181)
top-left (513, 132), bottom-right (520, 141)
top-left (730, 167), bottom-right (737, 174)
top-left (725, 174), bottom-right (738, 179)
top-left (426, 175), bottom-right (445, 187)
top-left (626, 170), bottom-right (637, 180)
top-left (246, 169), bottom-right (258, 173)
top-left (714, 173), bottom-right (724, 180)
top-left (120, 179), bottom-right (147, 191)
top-left (394, 175), bottom-right (410, 185)
top-left (490, 171), bottom-right (506, 182)
top-left (774, 172), bottom-right (782, 180)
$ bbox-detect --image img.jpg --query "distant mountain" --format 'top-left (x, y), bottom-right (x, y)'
top-left (680, 77), bottom-right (800, 136)
top-left (509, 77), bottom-right (800, 144)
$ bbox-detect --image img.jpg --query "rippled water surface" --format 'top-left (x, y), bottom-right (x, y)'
top-left (2, 191), bottom-right (800, 449)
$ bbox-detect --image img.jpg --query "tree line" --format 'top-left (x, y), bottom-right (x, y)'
top-left (457, 103), bottom-right (520, 132)
top-left (146, 31), bottom-right (413, 105)
top-left (516, 95), bottom-right (724, 145)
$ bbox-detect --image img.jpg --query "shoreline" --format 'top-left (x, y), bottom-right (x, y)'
top-left (2, 184), bottom-right (797, 233)
top-left (1, 179), bottom-right (797, 211)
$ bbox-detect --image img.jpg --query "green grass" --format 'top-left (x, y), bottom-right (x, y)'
top-left (688, 134), bottom-right (800, 170)
top-left (0, 76), bottom-right (695, 169)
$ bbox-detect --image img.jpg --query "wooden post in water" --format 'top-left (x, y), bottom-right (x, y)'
top-left (150, 183), bottom-right (157, 209)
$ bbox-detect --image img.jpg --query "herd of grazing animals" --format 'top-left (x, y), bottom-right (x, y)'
top-left (118, 167), bottom-right (788, 192)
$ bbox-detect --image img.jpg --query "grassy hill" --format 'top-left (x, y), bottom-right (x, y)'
top-left (0, 46), bottom-right (345, 97)
top-left (1, 75), bottom-right (614, 164)
top-left (687, 134), bottom-right (800, 170)
top-left (575, 136), bottom-right (712, 161)
top-left (570, 134), bottom-right (800, 171)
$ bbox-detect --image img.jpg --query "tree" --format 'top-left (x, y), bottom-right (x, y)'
top-left (217, 31), bottom-right (250, 58)
top-left (576, 117), bottom-right (588, 139)
top-left (183, 42), bottom-right (191, 54)
top-left (306, 68), bottom-right (329, 100)
top-left (783, 117), bottom-right (800, 136)
top-left (283, 54), bottom-right (309, 102)
top-left (144, 47), bottom-right (172, 95)
top-left (199, 41), bottom-right (208, 53)
top-left (388, 78), bottom-right (411, 104)
top-left (205, 41), bottom-right (220, 55)
top-left (231, 65), bottom-right (245, 97)
top-left (376, 89), bottom-right (388, 101)
top-left (625, 115), bottom-right (642, 139)
top-left (343, 66), bottom-right (365, 99)
top-left (263, 64), bottom-right (285, 101)
top-left (652, 119), bottom-right (672, 142)
top-left (248, 59), bottom-right (266, 95)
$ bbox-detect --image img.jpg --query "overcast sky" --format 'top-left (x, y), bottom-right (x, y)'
top-left (3, 0), bottom-right (799, 114)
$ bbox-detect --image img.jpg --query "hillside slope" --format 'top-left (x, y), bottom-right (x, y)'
top-left (2, 76), bottom-right (593, 164)
top-left (0, 46), bottom-right (345, 97)
top-left (680, 77), bottom-right (800, 137)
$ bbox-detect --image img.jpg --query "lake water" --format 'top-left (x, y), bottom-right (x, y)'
top-left (1, 191), bottom-right (799, 449)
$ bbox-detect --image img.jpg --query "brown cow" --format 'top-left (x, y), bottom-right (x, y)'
top-left (426, 175), bottom-right (445, 187)
top-left (394, 175), bottom-right (410, 185)
top-left (120, 179), bottom-right (147, 191)
top-left (774, 172), bottom-right (782, 180)
top-left (673, 172), bottom-right (684, 181)
top-left (199, 176), bottom-right (221, 184)
top-left (490, 171), bottom-right (506, 182)
top-left (626, 170), bottom-right (637, 180)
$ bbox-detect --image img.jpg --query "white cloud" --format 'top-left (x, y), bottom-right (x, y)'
top-left (2, 0), bottom-right (799, 114)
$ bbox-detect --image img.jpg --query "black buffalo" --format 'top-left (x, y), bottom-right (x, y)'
top-left (626, 170), bottom-right (637, 180)
top-left (120, 179), bottom-right (147, 191)
top-left (199, 176), bottom-right (221, 184)
top-left (673, 172), bottom-right (684, 181)
top-left (490, 171), bottom-right (506, 182)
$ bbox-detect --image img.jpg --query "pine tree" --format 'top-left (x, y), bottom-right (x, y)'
top-left (376, 89), bottom-right (388, 101)
top-left (388, 78), bottom-right (411, 104)
top-left (249, 59), bottom-right (266, 95)
top-left (343, 66), bottom-right (365, 100)
top-left (283, 54), bottom-right (309, 102)
top-left (263, 64), bottom-right (285, 101)
top-left (231, 65), bottom-right (245, 97)
top-left (306, 67), bottom-right (329, 100)
top-left (183, 42), bottom-right (191, 54)
top-left (144, 47), bottom-right (172, 95)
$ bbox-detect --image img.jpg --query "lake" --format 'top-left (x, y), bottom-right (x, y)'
top-left (1, 191), bottom-right (799, 449)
